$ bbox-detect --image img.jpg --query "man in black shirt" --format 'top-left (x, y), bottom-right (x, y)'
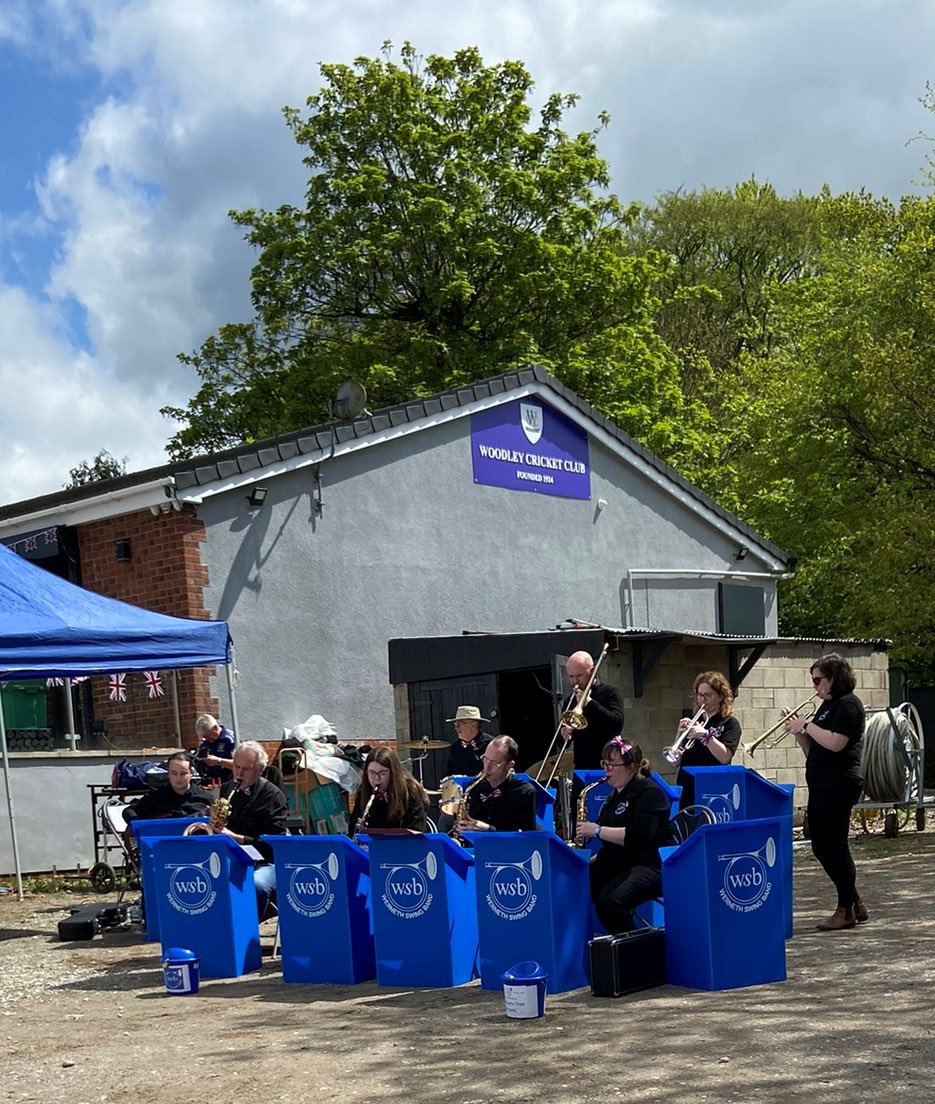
top-left (462, 736), bottom-right (537, 833)
top-left (445, 705), bottom-right (492, 776)
top-left (219, 741), bottom-right (289, 919)
top-left (560, 650), bottom-right (625, 771)
top-left (123, 752), bottom-right (215, 826)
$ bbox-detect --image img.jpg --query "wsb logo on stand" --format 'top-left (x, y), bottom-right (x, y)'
top-left (165, 852), bottom-right (220, 915)
top-left (380, 854), bottom-right (437, 919)
top-left (717, 836), bottom-right (777, 914)
top-left (484, 851), bottom-right (543, 922)
top-left (700, 782), bottom-right (742, 823)
top-left (285, 854), bottom-right (338, 919)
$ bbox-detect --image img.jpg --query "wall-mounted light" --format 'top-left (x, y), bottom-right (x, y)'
top-left (115, 538), bottom-right (132, 563)
top-left (246, 486), bottom-right (268, 509)
top-left (735, 545), bottom-right (750, 561)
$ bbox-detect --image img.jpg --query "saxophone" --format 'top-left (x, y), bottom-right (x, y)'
top-left (571, 779), bottom-right (604, 849)
top-left (353, 790), bottom-right (378, 840)
top-left (183, 795), bottom-right (232, 835)
top-left (449, 772), bottom-right (487, 847)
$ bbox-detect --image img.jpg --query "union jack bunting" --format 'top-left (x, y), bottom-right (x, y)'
top-left (108, 674), bottom-right (127, 702)
top-left (144, 671), bottom-right (165, 699)
top-left (46, 677), bottom-right (65, 687)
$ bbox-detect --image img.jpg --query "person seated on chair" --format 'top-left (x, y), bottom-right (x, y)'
top-left (123, 752), bottom-right (215, 828)
top-left (193, 713), bottom-right (236, 785)
top-left (458, 736), bottom-right (537, 833)
top-left (348, 747), bottom-right (429, 835)
top-left (576, 737), bottom-right (675, 935)
top-left (218, 741), bottom-right (289, 920)
top-left (445, 705), bottom-right (492, 776)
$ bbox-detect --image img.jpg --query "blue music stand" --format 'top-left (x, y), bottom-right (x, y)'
top-left (132, 817), bottom-right (208, 942)
top-left (469, 830), bottom-right (591, 992)
top-left (367, 832), bottom-right (477, 988)
top-left (662, 818), bottom-right (786, 990)
top-left (265, 834), bottom-right (375, 984)
top-left (152, 835), bottom-right (260, 979)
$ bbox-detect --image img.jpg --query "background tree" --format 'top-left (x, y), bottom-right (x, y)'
top-left (65, 449), bottom-right (127, 489)
top-left (165, 42), bottom-right (711, 478)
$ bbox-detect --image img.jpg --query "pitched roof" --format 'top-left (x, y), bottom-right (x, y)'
top-left (0, 365), bottom-right (789, 564)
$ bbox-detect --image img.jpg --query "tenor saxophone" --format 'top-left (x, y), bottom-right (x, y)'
top-left (183, 794), bottom-right (232, 835)
top-left (449, 772), bottom-right (487, 847)
top-left (571, 779), bottom-right (604, 848)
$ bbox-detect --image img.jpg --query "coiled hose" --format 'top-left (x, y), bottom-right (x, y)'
top-left (861, 703), bottom-right (924, 804)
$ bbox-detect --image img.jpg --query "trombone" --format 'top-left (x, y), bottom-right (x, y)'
top-left (536, 643), bottom-right (610, 788)
top-left (742, 692), bottom-right (818, 757)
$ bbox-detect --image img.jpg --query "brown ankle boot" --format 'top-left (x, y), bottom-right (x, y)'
top-left (853, 897), bottom-right (869, 923)
top-left (816, 906), bottom-right (856, 931)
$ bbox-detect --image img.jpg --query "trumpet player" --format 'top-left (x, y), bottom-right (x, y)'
top-left (783, 654), bottom-right (867, 932)
top-left (347, 748), bottom-right (429, 835)
top-left (576, 737), bottom-right (675, 934)
top-left (459, 737), bottom-right (537, 833)
top-left (675, 671), bottom-right (741, 810)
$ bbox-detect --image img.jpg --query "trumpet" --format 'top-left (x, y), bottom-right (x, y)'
top-left (663, 706), bottom-right (708, 766)
top-left (536, 643), bottom-right (610, 788)
top-left (742, 692), bottom-right (818, 757)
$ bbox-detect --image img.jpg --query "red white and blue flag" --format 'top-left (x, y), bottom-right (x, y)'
top-left (108, 674), bottom-right (127, 702)
top-left (144, 671), bottom-right (165, 699)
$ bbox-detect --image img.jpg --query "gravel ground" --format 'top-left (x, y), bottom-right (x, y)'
top-left (2, 831), bottom-right (934, 1104)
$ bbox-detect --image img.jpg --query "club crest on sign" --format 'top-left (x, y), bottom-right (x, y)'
top-left (520, 402), bottom-right (543, 445)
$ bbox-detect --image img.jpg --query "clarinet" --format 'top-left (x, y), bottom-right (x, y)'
top-left (354, 790), bottom-right (378, 841)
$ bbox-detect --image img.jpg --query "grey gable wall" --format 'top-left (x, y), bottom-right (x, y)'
top-left (196, 405), bottom-right (777, 743)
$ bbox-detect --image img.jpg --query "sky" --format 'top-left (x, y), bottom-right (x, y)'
top-left (1, 0), bottom-right (933, 505)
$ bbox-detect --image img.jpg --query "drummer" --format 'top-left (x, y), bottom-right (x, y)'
top-left (445, 705), bottom-right (492, 776)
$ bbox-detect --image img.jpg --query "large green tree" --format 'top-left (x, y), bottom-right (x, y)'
top-left (165, 43), bottom-right (710, 475)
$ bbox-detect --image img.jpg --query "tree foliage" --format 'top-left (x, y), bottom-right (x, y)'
top-left (65, 449), bottom-right (127, 489)
top-left (164, 42), bottom-right (710, 477)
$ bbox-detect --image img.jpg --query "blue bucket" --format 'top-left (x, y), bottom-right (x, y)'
top-left (501, 960), bottom-right (548, 1019)
top-left (162, 947), bottom-right (200, 996)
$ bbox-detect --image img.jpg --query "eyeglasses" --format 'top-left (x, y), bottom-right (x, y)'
top-left (481, 756), bottom-right (506, 767)
top-left (367, 768), bottom-right (390, 778)
top-left (600, 760), bottom-right (626, 770)
top-left (696, 691), bottom-right (717, 700)
top-left (811, 676), bottom-right (826, 685)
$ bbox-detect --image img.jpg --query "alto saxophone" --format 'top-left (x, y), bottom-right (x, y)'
top-left (183, 795), bottom-right (232, 835)
top-left (449, 772), bottom-right (487, 847)
top-left (571, 779), bottom-right (604, 848)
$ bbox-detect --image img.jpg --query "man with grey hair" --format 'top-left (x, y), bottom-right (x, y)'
top-left (194, 713), bottom-right (235, 785)
top-left (219, 741), bottom-right (288, 919)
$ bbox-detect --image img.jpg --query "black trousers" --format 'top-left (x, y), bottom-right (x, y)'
top-left (590, 859), bottom-right (662, 935)
top-left (807, 781), bottom-right (862, 908)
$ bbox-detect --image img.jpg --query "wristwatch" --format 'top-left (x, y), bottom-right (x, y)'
top-left (594, 824), bottom-right (602, 840)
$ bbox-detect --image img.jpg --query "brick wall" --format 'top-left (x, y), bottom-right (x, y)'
top-left (76, 506), bottom-right (221, 750)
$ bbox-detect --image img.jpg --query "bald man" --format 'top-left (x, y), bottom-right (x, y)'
top-left (560, 650), bottom-right (624, 771)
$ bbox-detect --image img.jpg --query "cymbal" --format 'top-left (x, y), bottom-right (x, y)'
top-left (526, 747), bottom-right (574, 781)
top-left (401, 739), bottom-right (449, 750)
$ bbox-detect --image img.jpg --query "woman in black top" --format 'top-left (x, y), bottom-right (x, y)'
top-left (348, 748), bottom-right (429, 835)
top-left (784, 652), bottom-right (866, 930)
top-left (675, 670), bottom-right (741, 810)
top-left (576, 737), bottom-right (675, 935)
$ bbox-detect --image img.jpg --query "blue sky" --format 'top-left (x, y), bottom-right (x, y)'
top-left (1, 0), bottom-right (933, 504)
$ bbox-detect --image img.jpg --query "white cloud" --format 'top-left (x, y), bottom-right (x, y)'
top-left (1, 0), bottom-right (933, 503)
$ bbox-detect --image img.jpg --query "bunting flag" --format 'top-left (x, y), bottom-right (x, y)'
top-left (108, 674), bottom-right (127, 702)
top-left (72, 676), bottom-right (89, 685)
top-left (144, 671), bottom-right (165, 699)
top-left (46, 677), bottom-right (65, 687)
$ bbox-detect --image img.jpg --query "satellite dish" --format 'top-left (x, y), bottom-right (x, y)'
top-left (333, 379), bottom-right (368, 420)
